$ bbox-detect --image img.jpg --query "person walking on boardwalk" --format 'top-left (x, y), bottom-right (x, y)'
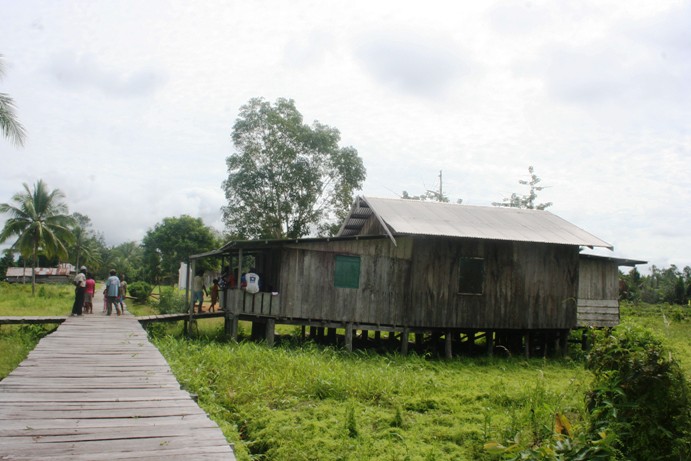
top-left (84, 272), bottom-right (96, 314)
top-left (104, 269), bottom-right (121, 316)
top-left (118, 274), bottom-right (128, 313)
top-left (71, 266), bottom-right (87, 316)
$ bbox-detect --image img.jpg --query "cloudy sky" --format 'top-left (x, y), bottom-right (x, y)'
top-left (1, 0), bottom-right (690, 272)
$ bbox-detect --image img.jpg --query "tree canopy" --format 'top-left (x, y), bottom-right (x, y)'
top-left (0, 179), bottom-right (74, 293)
top-left (222, 97), bottom-right (366, 239)
top-left (0, 55), bottom-right (26, 147)
top-left (141, 215), bottom-right (219, 284)
top-left (493, 166), bottom-right (552, 210)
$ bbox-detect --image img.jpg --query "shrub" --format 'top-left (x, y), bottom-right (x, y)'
top-left (586, 325), bottom-right (691, 460)
top-left (157, 287), bottom-right (188, 314)
top-left (128, 281), bottom-right (153, 303)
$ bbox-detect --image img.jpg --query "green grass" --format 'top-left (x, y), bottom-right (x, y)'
top-left (0, 282), bottom-right (73, 316)
top-left (1, 283), bottom-right (688, 460)
top-left (0, 282), bottom-right (68, 377)
top-left (156, 338), bottom-right (590, 461)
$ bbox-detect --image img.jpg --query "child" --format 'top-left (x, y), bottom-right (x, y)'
top-left (209, 278), bottom-right (219, 312)
top-left (84, 273), bottom-right (95, 314)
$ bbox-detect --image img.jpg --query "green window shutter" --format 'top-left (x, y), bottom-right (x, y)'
top-left (335, 255), bottom-right (361, 289)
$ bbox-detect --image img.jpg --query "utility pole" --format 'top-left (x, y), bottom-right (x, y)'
top-left (438, 170), bottom-right (442, 202)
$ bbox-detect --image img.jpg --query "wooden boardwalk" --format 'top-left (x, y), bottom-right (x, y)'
top-left (0, 310), bottom-right (236, 460)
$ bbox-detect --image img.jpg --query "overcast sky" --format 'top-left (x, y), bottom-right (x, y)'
top-left (1, 0), bottom-right (690, 272)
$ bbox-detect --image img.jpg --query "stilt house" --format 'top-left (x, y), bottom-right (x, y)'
top-left (192, 196), bottom-right (643, 356)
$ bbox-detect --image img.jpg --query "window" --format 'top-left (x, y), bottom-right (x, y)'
top-left (459, 257), bottom-right (484, 294)
top-left (334, 255), bottom-right (360, 289)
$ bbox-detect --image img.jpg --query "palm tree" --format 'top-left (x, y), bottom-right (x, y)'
top-left (0, 55), bottom-right (26, 147)
top-left (0, 180), bottom-right (75, 294)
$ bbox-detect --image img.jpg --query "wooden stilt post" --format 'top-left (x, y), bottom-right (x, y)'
top-left (401, 327), bottom-right (410, 356)
top-left (345, 323), bottom-right (353, 352)
top-left (327, 327), bottom-right (337, 344)
top-left (265, 318), bottom-right (275, 347)
top-left (559, 329), bottom-right (568, 356)
top-left (525, 332), bottom-right (531, 359)
top-left (486, 330), bottom-right (494, 356)
top-left (415, 332), bottom-right (423, 351)
top-left (445, 330), bottom-right (453, 359)
top-left (388, 330), bottom-right (397, 348)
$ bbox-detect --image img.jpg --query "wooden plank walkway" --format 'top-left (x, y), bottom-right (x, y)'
top-left (0, 310), bottom-right (236, 460)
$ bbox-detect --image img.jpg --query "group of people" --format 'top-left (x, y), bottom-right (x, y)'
top-left (71, 266), bottom-right (128, 317)
top-left (190, 267), bottom-right (261, 313)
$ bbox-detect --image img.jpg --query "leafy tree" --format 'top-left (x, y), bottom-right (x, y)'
top-left (493, 166), bottom-right (552, 210)
top-left (0, 180), bottom-right (75, 294)
top-left (102, 241), bottom-right (143, 282)
top-left (142, 215), bottom-right (218, 284)
top-left (68, 212), bottom-right (104, 272)
top-left (0, 248), bottom-right (15, 281)
top-left (222, 97), bottom-right (366, 239)
top-left (0, 55), bottom-right (26, 147)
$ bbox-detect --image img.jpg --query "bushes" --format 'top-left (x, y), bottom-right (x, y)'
top-left (128, 281), bottom-right (152, 303)
top-left (157, 287), bottom-right (188, 314)
top-left (586, 325), bottom-right (691, 460)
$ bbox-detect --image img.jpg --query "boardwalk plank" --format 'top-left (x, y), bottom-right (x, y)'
top-left (0, 312), bottom-right (235, 460)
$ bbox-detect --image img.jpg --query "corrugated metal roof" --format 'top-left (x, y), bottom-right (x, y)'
top-left (339, 196), bottom-right (613, 249)
top-left (5, 264), bottom-right (75, 277)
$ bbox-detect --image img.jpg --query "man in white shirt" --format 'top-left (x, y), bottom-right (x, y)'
top-left (245, 269), bottom-right (260, 294)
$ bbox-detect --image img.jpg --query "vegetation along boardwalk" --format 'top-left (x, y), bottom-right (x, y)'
top-left (0, 311), bottom-right (236, 460)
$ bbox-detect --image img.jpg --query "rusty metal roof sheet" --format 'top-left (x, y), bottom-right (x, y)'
top-left (5, 264), bottom-right (75, 277)
top-left (338, 196), bottom-right (613, 249)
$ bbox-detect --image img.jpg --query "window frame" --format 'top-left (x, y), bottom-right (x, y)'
top-left (334, 254), bottom-right (361, 289)
top-left (458, 256), bottom-right (484, 295)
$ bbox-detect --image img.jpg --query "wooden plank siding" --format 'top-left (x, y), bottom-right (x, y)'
top-left (223, 235), bottom-right (580, 331)
top-left (407, 238), bottom-right (579, 330)
top-left (577, 258), bottom-right (620, 327)
top-left (277, 239), bottom-right (412, 326)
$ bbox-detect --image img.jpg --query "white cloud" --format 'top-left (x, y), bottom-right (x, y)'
top-left (1, 0), bottom-right (690, 272)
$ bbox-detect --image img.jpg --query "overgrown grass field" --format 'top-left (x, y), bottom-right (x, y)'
top-left (1, 283), bottom-right (689, 460)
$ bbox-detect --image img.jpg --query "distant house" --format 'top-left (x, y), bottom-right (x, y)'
top-left (5, 263), bottom-right (76, 284)
top-left (191, 196), bottom-right (645, 356)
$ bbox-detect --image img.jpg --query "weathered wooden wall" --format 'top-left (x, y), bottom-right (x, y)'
top-left (277, 238), bottom-right (412, 325)
top-left (253, 235), bottom-right (580, 330)
top-left (577, 257), bottom-right (620, 327)
top-left (406, 238), bottom-right (579, 329)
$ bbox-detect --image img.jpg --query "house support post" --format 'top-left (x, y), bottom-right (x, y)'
top-left (445, 330), bottom-right (453, 359)
top-left (559, 329), bottom-right (568, 356)
top-left (265, 318), bottom-right (275, 347)
top-left (525, 332), bottom-right (531, 359)
top-left (401, 327), bottom-right (410, 356)
top-left (345, 323), bottom-right (353, 352)
top-left (327, 328), bottom-right (337, 344)
top-left (485, 330), bottom-right (494, 356)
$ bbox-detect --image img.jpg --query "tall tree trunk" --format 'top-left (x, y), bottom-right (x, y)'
top-left (31, 240), bottom-right (37, 296)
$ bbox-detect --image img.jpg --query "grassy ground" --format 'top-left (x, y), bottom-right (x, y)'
top-left (1, 283), bottom-right (688, 460)
top-left (0, 282), bottom-right (68, 378)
